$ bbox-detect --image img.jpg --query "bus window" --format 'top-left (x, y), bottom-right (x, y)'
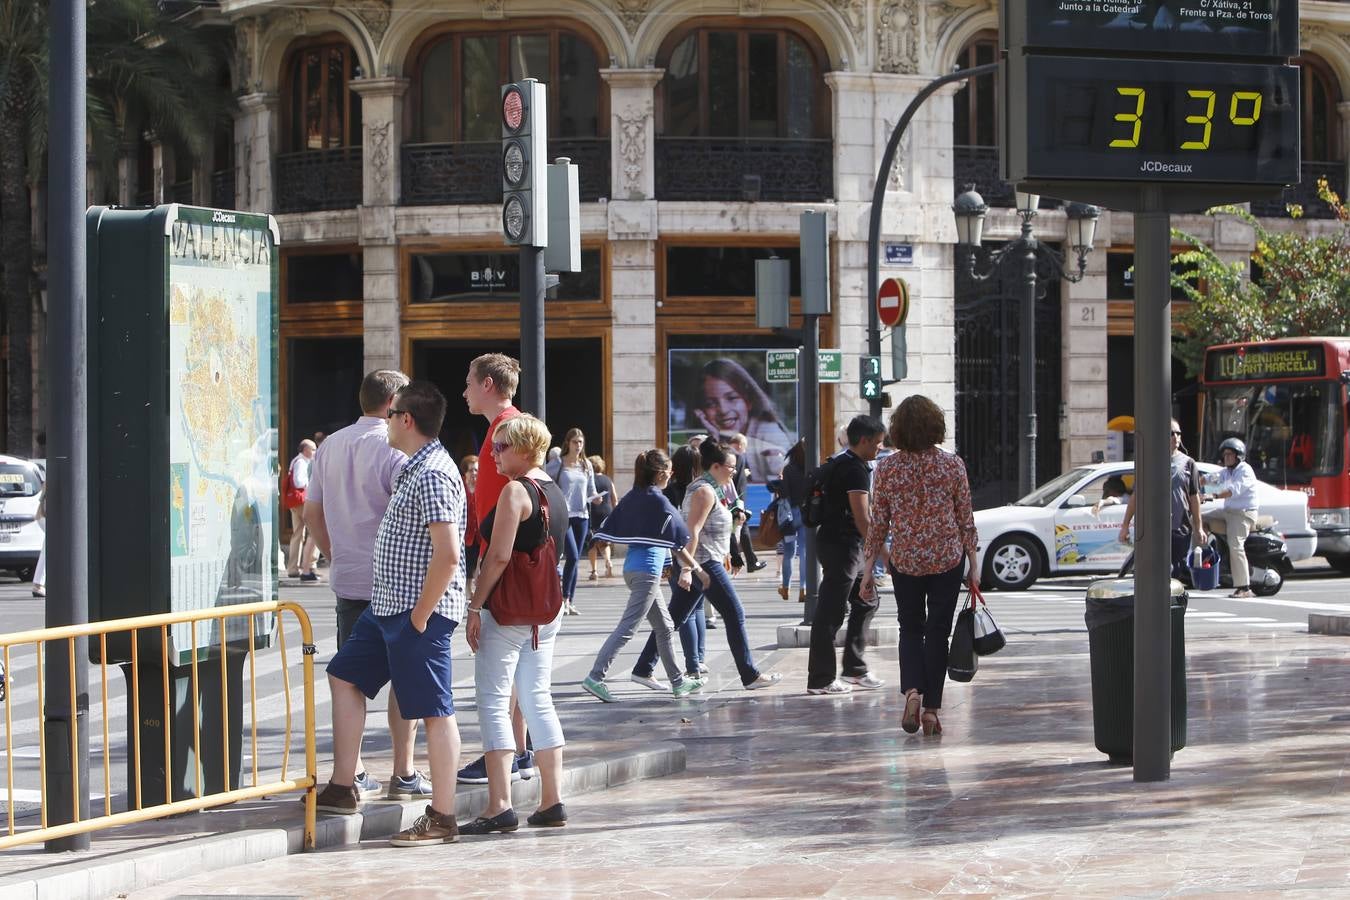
top-left (1202, 380), bottom-right (1345, 485)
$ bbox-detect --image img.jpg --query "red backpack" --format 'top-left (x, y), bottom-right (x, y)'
top-left (488, 478), bottom-right (563, 646)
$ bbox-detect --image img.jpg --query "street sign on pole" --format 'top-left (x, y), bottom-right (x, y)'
top-left (766, 349), bottom-right (798, 382)
top-left (877, 277), bottom-right (909, 328)
top-left (817, 350), bottom-right (842, 383)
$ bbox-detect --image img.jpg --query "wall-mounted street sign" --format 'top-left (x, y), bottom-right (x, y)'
top-left (877, 277), bottom-right (910, 328)
top-left (884, 243), bottom-right (914, 266)
top-left (766, 349), bottom-right (798, 382)
top-left (818, 350), bottom-right (843, 383)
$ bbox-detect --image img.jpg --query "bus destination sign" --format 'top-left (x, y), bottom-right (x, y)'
top-left (1004, 0), bottom-right (1298, 58)
top-left (1206, 344), bottom-right (1327, 381)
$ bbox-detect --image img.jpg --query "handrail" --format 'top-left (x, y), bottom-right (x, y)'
top-left (0, 600), bottom-right (317, 852)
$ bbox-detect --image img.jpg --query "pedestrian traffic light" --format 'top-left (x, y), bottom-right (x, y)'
top-left (860, 355), bottom-right (882, 400)
top-left (501, 79), bottom-right (548, 247)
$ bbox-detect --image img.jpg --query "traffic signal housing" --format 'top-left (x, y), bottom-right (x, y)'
top-left (501, 79), bottom-right (548, 247)
top-left (860, 355), bottom-right (882, 401)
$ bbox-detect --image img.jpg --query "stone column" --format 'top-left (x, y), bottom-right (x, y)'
top-left (236, 92), bottom-right (279, 214)
top-left (1338, 101), bottom-right (1350, 190)
top-left (1061, 241), bottom-right (1109, 468)
top-left (601, 69), bottom-right (662, 489)
top-left (351, 78), bottom-right (410, 374)
top-left (148, 133), bottom-right (166, 204)
top-left (116, 140), bottom-right (137, 207)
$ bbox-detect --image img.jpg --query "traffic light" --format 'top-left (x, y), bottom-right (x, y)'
top-left (501, 79), bottom-right (548, 247)
top-left (860, 355), bottom-right (882, 400)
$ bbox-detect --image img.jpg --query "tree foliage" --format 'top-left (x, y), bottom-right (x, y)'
top-left (1171, 180), bottom-right (1350, 376)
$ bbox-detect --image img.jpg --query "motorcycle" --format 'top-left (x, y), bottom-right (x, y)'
top-left (1116, 519), bottom-right (1292, 597)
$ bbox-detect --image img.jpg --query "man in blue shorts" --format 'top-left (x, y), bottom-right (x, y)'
top-left (319, 380), bottom-right (468, 847)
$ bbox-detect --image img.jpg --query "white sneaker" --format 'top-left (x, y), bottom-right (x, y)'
top-left (745, 672), bottom-right (782, 691)
top-left (631, 673), bottom-right (666, 692)
top-left (842, 673), bottom-right (885, 691)
top-left (806, 680), bottom-right (853, 695)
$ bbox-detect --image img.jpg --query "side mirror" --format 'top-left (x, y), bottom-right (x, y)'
top-left (1064, 494), bottom-right (1089, 508)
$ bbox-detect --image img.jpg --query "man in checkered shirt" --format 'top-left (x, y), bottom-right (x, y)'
top-left (321, 380), bottom-right (470, 846)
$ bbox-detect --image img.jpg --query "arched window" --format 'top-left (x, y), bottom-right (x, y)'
top-left (658, 24), bottom-right (828, 139)
top-left (1297, 54), bottom-right (1343, 161)
top-left (953, 32), bottom-right (998, 147)
top-left (283, 38), bottom-right (361, 152)
top-left (413, 26), bottom-right (604, 142)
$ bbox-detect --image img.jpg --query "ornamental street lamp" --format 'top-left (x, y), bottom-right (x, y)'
top-left (953, 186), bottom-right (1100, 498)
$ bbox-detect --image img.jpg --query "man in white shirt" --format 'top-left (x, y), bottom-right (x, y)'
top-left (1211, 437), bottom-right (1260, 598)
top-left (287, 440), bottom-right (318, 580)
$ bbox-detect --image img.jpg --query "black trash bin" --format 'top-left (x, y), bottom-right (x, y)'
top-left (1084, 578), bottom-right (1187, 764)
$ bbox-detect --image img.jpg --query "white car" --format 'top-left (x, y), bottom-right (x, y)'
top-left (975, 461), bottom-right (1318, 591)
top-left (0, 455), bottom-right (44, 581)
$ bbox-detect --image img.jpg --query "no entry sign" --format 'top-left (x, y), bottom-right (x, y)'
top-left (877, 277), bottom-right (909, 328)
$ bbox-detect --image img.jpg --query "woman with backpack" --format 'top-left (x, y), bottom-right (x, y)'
top-left (462, 414), bottom-right (569, 833)
top-left (545, 427), bottom-right (603, 615)
top-left (581, 449), bottom-right (711, 702)
top-left (630, 441), bottom-right (783, 692)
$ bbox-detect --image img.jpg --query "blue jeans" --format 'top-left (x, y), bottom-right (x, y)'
top-left (781, 520), bottom-right (806, 590)
top-left (562, 516), bottom-right (589, 601)
top-left (677, 598), bottom-right (706, 673)
top-left (635, 561), bottom-right (760, 686)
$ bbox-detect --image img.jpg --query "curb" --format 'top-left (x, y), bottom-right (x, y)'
top-left (0, 741), bottom-right (685, 900)
top-left (1308, 613), bottom-right (1350, 636)
top-left (776, 622), bottom-right (897, 649)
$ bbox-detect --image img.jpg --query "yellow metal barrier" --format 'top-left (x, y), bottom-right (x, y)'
top-left (0, 601), bottom-right (317, 851)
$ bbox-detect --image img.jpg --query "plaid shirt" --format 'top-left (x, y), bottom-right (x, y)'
top-left (370, 440), bottom-right (467, 623)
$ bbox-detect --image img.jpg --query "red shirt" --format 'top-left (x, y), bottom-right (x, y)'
top-left (474, 406), bottom-right (520, 546)
top-left (865, 447), bottom-right (978, 575)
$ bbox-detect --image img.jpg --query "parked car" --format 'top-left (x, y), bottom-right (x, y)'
top-left (0, 455), bottom-right (44, 581)
top-left (975, 461), bottom-right (1317, 591)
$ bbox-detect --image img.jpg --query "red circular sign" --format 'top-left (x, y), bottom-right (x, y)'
top-left (877, 277), bottom-right (907, 328)
top-left (502, 89), bottom-right (524, 132)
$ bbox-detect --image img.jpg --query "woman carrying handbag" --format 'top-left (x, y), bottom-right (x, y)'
top-left (860, 396), bottom-right (978, 737)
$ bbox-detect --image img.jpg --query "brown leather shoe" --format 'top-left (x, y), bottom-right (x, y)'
top-left (314, 782), bottom-right (359, 815)
top-left (390, 805), bottom-right (460, 846)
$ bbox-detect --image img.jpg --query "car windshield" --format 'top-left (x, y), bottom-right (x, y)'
top-left (1203, 380), bottom-right (1345, 484)
top-left (0, 464), bottom-right (41, 497)
top-left (1012, 468), bottom-right (1094, 507)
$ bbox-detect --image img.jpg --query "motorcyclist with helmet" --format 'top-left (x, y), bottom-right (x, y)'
top-left (1209, 437), bottom-right (1260, 598)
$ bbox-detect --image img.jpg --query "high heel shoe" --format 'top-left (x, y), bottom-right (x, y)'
top-left (901, 690), bottom-right (922, 734)
top-left (921, 709), bottom-right (942, 736)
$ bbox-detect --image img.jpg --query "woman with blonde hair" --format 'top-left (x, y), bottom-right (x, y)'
top-left (586, 454), bottom-right (618, 579)
top-left (861, 395), bottom-right (977, 738)
top-left (462, 414), bottom-right (569, 833)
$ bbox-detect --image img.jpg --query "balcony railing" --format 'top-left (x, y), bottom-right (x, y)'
top-left (953, 145), bottom-right (1061, 209)
top-left (401, 138), bottom-right (611, 206)
top-left (170, 179), bottom-right (194, 205)
top-left (654, 137), bottom-right (833, 202)
top-left (275, 147), bottom-right (362, 213)
top-left (1250, 161), bottom-right (1347, 219)
top-left (210, 168), bottom-right (236, 210)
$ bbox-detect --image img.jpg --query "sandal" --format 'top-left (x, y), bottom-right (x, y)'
top-left (921, 709), bottom-right (942, 737)
top-left (1230, 588), bottom-right (1254, 598)
top-left (901, 690), bottom-right (922, 734)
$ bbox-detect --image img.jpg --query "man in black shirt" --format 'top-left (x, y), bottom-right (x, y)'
top-left (806, 415), bottom-right (886, 694)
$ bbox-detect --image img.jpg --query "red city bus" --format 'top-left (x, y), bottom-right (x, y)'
top-left (1200, 338), bottom-right (1350, 573)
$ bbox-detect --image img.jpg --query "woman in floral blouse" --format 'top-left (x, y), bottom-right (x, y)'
top-left (860, 395), bottom-right (978, 737)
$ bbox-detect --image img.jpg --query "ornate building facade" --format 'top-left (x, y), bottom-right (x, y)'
top-left (133, 0), bottom-right (1350, 501)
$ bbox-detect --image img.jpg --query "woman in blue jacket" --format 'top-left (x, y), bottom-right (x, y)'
top-left (581, 449), bottom-right (710, 701)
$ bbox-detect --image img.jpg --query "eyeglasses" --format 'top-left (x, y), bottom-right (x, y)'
top-left (387, 408), bottom-right (407, 419)
top-left (490, 441), bottom-right (511, 455)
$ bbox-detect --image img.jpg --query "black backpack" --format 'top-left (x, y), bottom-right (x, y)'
top-left (800, 455), bottom-right (841, 529)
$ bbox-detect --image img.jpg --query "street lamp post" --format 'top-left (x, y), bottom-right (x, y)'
top-left (953, 188), bottom-right (1100, 497)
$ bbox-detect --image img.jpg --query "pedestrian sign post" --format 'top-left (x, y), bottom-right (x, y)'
top-left (859, 355), bottom-right (882, 401)
top-left (766, 350), bottom-right (798, 382)
top-left (877, 277), bottom-right (909, 328)
top-left (817, 350), bottom-right (842, 383)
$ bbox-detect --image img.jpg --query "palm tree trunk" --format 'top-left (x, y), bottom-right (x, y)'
top-left (0, 86), bottom-right (34, 458)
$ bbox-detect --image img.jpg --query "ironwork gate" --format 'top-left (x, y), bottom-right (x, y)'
top-left (955, 246), bottom-right (1063, 510)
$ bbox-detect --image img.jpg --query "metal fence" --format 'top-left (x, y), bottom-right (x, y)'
top-left (0, 600), bottom-right (317, 851)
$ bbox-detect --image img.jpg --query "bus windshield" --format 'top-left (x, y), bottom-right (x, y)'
top-left (1203, 380), bottom-right (1346, 484)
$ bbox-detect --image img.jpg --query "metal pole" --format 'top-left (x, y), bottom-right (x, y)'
top-left (866, 63), bottom-right (998, 420)
top-left (45, 0), bottom-right (91, 851)
top-left (801, 316), bottom-right (821, 623)
top-left (1133, 185), bottom-right (1172, 782)
top-left (1019, 218), bottom-right (1038, 497)
top-left (519, 245), bottom-right (545, 420)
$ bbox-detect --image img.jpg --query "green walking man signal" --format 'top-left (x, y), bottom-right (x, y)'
top-left (860, 355), bottom-right (882, 400)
